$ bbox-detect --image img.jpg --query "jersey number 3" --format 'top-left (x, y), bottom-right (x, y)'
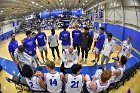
top-left (71, 81), bottom-right (79, 88)
top-left (49, 79), bottom-right (57, 86)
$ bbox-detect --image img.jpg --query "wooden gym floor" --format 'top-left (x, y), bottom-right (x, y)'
top-left (0, 29), bottom-right (140, 93)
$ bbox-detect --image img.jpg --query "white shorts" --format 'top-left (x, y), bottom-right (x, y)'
top-left (38, 45), bottom-right (47, 52)
top-left (62, 45), bottom-right (69, 50)
top-left (95, 47), bottom-right (101, 54)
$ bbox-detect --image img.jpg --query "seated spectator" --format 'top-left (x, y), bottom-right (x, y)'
top-left (22, 64), bottom-right (45, 91)
top-left (85, 69), bottom-right (112, 93)
top-left (44, 61), bottom-right (64, 93)
top-left (65, 64), bottom-right (84, 93)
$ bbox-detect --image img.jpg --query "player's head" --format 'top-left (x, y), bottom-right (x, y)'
top-left (37, 27), bottom-right (41, 33)
top-left (120, 55), bottom-right (127, 66)
top-left (68, 46), bottom-right (74, 53)
top-left (32, 32), bottom-right (36, 37)
top-left (84, 26), bottom-right (89, 32)
top-left (46, 61), bottom-right (55, 71)
top-left (71, 64), bottom-right (82, 74)
top-left (18, 45), bottom-right (25, 53)
top-left (11, 33), bottom-right (16, 41)
top-left (101, 69), bottom-right (112, 83)
top-left (26, 30), bottom-right (32, 37)
top-left (51, 28), bottom-right (55, 35)
top-left (75, 24), bottom-right (79, 29)
top-left (107, 33), bottom-right (113, 41)
top-left (63, 26), bottom-right (67, 31)
top-left (99, 27), bottom-right (104, 33)
top-left (22, 64), bottom-right (33, 78)
top-left (127, 35), bottom-right (132, 44)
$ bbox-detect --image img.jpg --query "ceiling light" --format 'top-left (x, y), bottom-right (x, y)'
top-left (61, 3), bottom-right (63, 5)
top-left (25, 11), bottom-right (26, 13)
top-left (31, 1), bottom-right (35, 4)
top-left (40, 6), bottom-right (43, 7)
top-left (59, 0), bottom-right (62, 1)
top-left (85, 0), bottom-right (88, 2)
top-left (1, 11), bottom-right (3, 13)
top-left (36, 3), bottom-right (38, 5)
top-left (83, 3), bottom-right (85, 5)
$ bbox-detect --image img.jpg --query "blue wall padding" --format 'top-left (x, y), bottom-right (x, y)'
top-left (94, 22), bottom-right (99, 30)
top-left (105, 24), bottom-right (124, 41)
top-left (0, 30), bottom-right (13, 40)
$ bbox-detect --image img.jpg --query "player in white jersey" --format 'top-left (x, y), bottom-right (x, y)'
top-left (110, 56), bottom-right (127, 83)
top-left (117, 35), bottom-right (132, 59)
top-left (44, 61), bottom-right (64, 93)
top-left (85, 70), bottom-right (112, 93)
top-left (22, 64), bottom-right (45, 91)
top-left (65, 64), bottom-right (84, 93)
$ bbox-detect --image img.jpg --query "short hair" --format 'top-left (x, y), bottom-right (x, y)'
top-left (120, 55), bottom-right (127, 65)
top-left (37, 27), bottom-right (41, 31)
top-left (18, 45), bottom-right (25, 52)
top-left (46, 61), bottom-right (55, 69)
top-left (99, 27), bottom-right (104, 31)
top-left (26, 31), bottom-right (32, 36)
top-left (128, 35), bottom-right (132, 40)
top-left (84, 26), bottom-right (89, 31)
top-left (75, 24), bottom-right (79, 28)
top-left (32, 32), bottom-right (36, 35)
top-left (71, 64), bottom-right (82, 74)
top-left (11, 33), bottom-right (15, 36)
top-left (51, 28), bottom-right (55, 33)
top-left (107, 33), bottom-right (113, 38)
top-left (22, 64), bottom-right (33, 78)
top-left (101, 70), bottom-right (112, 83)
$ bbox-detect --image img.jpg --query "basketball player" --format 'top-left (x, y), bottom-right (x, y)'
top-left (80, 26), bottom-right (93, 63)
top-left (72, 24), bottom-right (81, 56)
top-left (85, 69), bottom-right (112, 93)
top-left (14, 45), bottom-right (34, 76)
top-left (8, 33), bottom-right (18, 61)
top-left (60, 46), bottom-right (78, 74)
top-left (59, 26), bottom-right (70, 52)
top-left (101, 33), bottom-right (116, 68)
top-left (23, 31), bottom-right (40, 66)
top-left (44, 61), bottom-right (64, 93)
top-left (110, 56), bottom-right (127, 83)
top-left (65, 64), bottom-right (84, 93)
top-left (91, 27), bottom-right (105, 65)
top-left (48, 29), bottom-right (60, 61)
top-left (22, 64), bottom-right (46, 91)
top-left (35, 28), bottom-right (48, 62)
top-left (117, 35), bottom-right (132, 59)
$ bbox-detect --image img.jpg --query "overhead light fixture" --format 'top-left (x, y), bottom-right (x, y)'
top-left (61, 3), bottom-right (63, 5)
top-left (59, 0), bottom-right (62, 1)
top-left (1, 11), bottom-right (3, 13)
top-left (83, 3), bottom-right (85, 5)
top-left (25, 11), bottom-right (26, 13)
top-left (36, 3), bottom-right (38, 5)
top-left (31, 1), bottom-right (35, 4)
top-left (85, 0), bottom-right (88, 2)
top-left (40, 6), bottom-right (43, 7)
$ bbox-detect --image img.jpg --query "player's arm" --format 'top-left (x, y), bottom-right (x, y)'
top-left (117, 42), bottom-right (123, 57)
top-left (60, 72), bottom-right (65, 81)
top-left (98, 36), bottom-right (105, 51)
top-left (64, 74), bottom-right (68, 83)
top-left (61, 51), bottom-right (67, 63)
top-left (48, 36), bottom-right (51, 47)
top-left (44, 32), bottom-right (47, 41)
top-left (14, 52), bottom-right (19, 65)
top-left (8, 45), bottom-right (15, 61)
top-left (82, 74), bottom-right (85, 83)
top-left (127, 46), bottom-right (132, 58)
top-left (38, 77), bottom-right (46, 89)
top-left (73, 51), bottom-right (78, 64)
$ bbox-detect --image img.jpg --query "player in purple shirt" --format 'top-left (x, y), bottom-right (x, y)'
top-left (35, 28), bottom-right (48, 62)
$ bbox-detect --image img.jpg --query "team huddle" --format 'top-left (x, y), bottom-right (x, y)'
top-left (8, 24), bottom-right (133, 93)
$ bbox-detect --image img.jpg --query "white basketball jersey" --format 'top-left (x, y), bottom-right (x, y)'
top-left (114, 67), bottom-right (124, 82)
top-left (45, 72), bottom-right (62, 93)
top-left (120, 40), bottom-right (132, 57)
top-left (65, 74), bottom-right (83, 93)
top-left (93, 80), bottom-right (110, 93)
top-left (25, 76), bottom-right (44, 91)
